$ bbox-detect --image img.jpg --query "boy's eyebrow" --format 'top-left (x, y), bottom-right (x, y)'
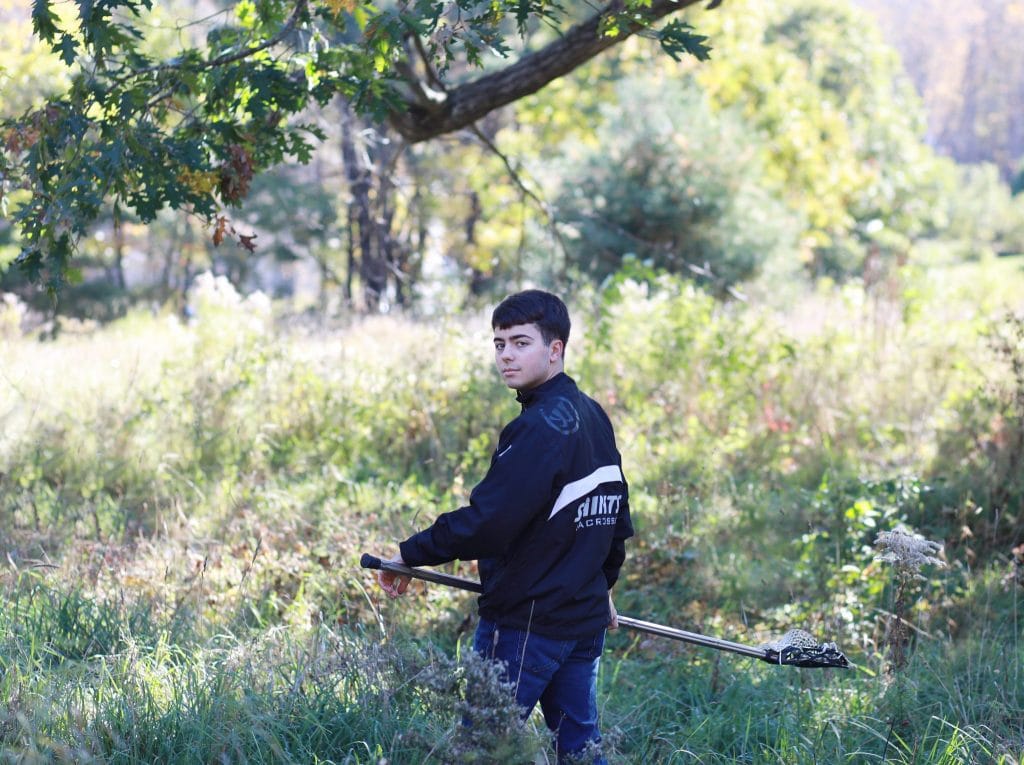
top-left (494, 333), bottom-right (533, 342)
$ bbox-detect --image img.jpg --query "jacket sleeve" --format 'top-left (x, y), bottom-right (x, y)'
top-left (602, 481), bottom-right (633, 589)
top-left (400, 416), bottom-right (562, 567)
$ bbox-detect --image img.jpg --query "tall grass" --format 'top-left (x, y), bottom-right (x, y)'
top-left (2, 260), bottom-right (1023, 761)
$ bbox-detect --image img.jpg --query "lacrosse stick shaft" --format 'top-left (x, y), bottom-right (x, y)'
top-left (360, 554), bottom-right (771, 662)
top-left (361, 553), bottom-right (484, 593)
top-left (614, 615), bottom-right (770, 660)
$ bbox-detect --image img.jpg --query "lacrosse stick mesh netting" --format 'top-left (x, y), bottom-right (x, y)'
top-left (759, 629), bottom-right (849, 668)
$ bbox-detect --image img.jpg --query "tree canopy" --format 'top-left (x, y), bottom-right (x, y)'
top-left (1, 0), bottom-right (712, 292)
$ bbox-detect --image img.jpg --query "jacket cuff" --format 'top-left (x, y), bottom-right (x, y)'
top-left (398, 536), bottom-right (420, 567)
top-left (400, 530), bottom-right (446, 568)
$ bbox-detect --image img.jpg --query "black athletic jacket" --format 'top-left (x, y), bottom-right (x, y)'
top-left (399, 372), bottom-right (633, 639)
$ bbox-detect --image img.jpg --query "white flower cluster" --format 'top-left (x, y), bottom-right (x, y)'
top-left (875, 526), bottom-right (945, 579)
top-left (0, 292), bottom-right (27, 339)
top-left (187, 271), bottom-right (271, 339)
top-left (189, 272), bottom-right (269, 315)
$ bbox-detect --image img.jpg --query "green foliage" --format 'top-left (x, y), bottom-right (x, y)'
top-left (1012, 157), bottom-right (1024, 197)
top-left (3, 0), bottom-right (713, 293)
top-left (2, 2), bottom-right (1023, 756)
top-left (7, 0), bottom-right (1013, 311)
top-left (657, 19), bottom-right (712, 62)
top-left (555, 77), bottom-right (803, 292)
top-left (2, 572), bottom-right (178, 663)
top-left (0, 581), bottom-right (537, 763)
top-left (0, 3), bottom-right (71, 118)
top-left (598, 612), bottom-right (1021, 763)
top-left (932, 309), bottom-right (1024, 547)
top-left (692, 0), bottom-right (948, 279)
top-left (786, 478), bottom-right (935, 647)
top-left (2, 258), bottom-right (1023, 760)
top-left (7, 0), bottom-right (344, 290)
top-left (938, 162), bottom-right (1024, 258)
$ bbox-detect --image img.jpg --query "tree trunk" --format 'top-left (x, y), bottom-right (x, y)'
top-left (339, 98), bottom-right (385, 309)
top-left (112, 208), bottom-right (126, 290)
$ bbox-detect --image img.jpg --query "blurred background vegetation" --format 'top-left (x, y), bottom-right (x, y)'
top-left (1, 0), bottom-right (1023, 762)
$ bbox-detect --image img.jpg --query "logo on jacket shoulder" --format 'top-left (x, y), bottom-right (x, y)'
top-left (540, 396), bottom-right (580, 435)
top-left (574, 493), bottom-right (624, 529)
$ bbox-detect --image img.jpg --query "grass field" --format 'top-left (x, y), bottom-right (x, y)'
top-left (2, 260), bottom-right (1023, 762)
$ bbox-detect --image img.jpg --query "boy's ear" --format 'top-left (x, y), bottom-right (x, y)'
top-left (549, 339), bottom-right (565, 361)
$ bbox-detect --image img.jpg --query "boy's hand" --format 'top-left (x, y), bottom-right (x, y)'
top-left (608, 591), bottom-right (619, 629)
top-left (378, 553), bottom-right (411, 598)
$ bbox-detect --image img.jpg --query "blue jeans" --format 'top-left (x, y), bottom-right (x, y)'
top-left (472, 617), bottom-right (607, 764)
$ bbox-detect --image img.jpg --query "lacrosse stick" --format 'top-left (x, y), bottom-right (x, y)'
top-left (360, 554), bottom-right (849, 669)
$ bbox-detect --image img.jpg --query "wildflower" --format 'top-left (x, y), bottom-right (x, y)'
top-left (874, 525), bottom-right (945, 675)
top-left (874, 527), bottom-right (945, 580)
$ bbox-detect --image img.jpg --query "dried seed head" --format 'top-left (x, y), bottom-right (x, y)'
top-left (875, 527), bottom-right (945, 579)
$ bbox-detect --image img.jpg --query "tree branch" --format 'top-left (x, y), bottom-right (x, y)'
top-left (387, 0), bottom-right (705, 143)
top-left (468, 123), bottom-right (572, 265)
top-left (115, 0), bottom-right (309, 84)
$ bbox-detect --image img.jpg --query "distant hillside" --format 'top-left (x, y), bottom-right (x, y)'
top-left (853, 0), bottom-right (1024, 180)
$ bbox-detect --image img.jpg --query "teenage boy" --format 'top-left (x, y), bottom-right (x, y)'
top-left (378, 289), bottom-right (632, 764)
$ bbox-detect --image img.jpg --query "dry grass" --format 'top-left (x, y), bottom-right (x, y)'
top-left (1, 260), bottom-right (1023, 761)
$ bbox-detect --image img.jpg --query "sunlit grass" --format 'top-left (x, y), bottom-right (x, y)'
top-left (1, 261), bottom-right (1023, 761)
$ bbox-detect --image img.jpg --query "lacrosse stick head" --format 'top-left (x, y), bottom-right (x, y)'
top-left (759, 629), bottom-right (850, 668)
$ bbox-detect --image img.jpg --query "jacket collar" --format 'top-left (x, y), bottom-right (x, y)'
top-left (515, 371), bottom-right (571, 408)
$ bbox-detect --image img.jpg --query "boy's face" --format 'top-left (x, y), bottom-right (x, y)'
top-left (493, 323), bottom-right (563, 391)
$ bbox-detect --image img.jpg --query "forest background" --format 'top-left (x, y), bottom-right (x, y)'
top-left (1, 0), bottom-right (1023, 762)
